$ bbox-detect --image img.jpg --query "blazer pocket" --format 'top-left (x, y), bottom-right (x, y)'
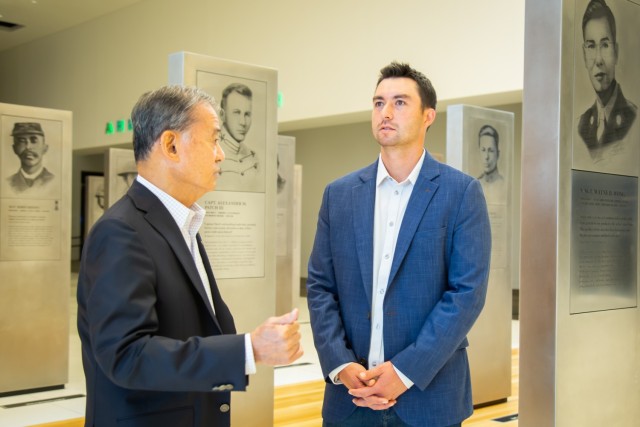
top-left (117, 406), bottom-right (194, 427)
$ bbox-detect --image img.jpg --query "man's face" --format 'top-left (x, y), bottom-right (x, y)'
top-left (583, 16), bottom-right (617, 94)
top-left (371, 77), bottom-right (433, 150)
top-left (12, 133), bottom-right (48, 171)
top-left (221, 91), bottom-right (252, 143)
top-left (177, 103), bottom-right (225, 195)
top-left (479, 135), bottom-right (499, 175)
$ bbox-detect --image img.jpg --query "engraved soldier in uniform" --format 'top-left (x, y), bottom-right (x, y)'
top-left (218, 83), bottom-right (261, 192)
top-left (477, 124), bottom-right (505, 203)
top-left (7, 122), bottom-right (55, 193)
top-left (578, 0), bottom-right (637, 163)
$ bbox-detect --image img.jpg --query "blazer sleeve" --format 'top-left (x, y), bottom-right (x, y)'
top-left (391, 178), bottom-right (491, 390)
top-left (306, 185), bottom-right (359, 380)
top-left (79, 216), bottom-right (248, 392)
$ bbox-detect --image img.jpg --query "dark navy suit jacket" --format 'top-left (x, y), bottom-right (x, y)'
top-left (77, 181), bottom-right (246, 427)
top-left (307, 153), bottom-right (491, 426)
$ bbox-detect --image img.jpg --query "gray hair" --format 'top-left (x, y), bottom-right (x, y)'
top-left (131, 85), bottom-right (216, 161)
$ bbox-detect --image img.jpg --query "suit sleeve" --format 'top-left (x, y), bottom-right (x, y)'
top-left (79, 216), bottom-right (247, 392)
top-left (306, 185), bottom-right (359, 381)
top-left (391, 178), bottom-right (491, 391)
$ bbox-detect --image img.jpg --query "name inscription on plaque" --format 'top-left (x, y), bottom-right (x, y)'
top-left (570, 170), bottom-right (637, 313)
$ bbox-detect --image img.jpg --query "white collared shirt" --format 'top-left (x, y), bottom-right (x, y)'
top-left (329, 150), bottom-right (425, 388)
top-left (596, 82), bottom-right (620, 142)
top-left (136, 175), bottom-right (256, 375)
top-left (368, 150), bottom-right (425, 389)
top-left (20, 166), bottom-right (45, 180)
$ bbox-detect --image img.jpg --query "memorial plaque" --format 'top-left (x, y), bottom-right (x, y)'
top-left (570, 170), bottom-right (637, 313)
top-left (0, 198), bottom-right (61, 261)
top-left (199, 191), bottom-right (265, 279)
top-left (446, 104), bottom-right (514, 405)
top-left (0, 103), bottom-right (71, 394)
top-left (169, 52), bottom-right (278, 426)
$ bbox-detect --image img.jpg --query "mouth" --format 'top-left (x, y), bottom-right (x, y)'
top-left (593, 72), bottom-right (606, 81)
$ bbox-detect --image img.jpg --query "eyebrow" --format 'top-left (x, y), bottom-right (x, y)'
top-left (372, 94), bottom-right (410, 102)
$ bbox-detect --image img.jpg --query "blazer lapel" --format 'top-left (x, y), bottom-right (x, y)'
top-left (127, 182), bottom-right (221, 329)
top-left (388, 155), bottom-right (440, 287)
top-left (352, 162), bottom-right (377, 307)
top-left (196, 234), bottom-right (228, 333)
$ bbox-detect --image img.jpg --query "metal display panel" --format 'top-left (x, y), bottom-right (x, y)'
top-left (521, 0), bottom-right (640, 425)
top-left (104, 147), bottom-right (136, 208)
top-left (82, 173), bottom-right (105, 239)
top-left (275, 136), bottom-right (295, 314)
top-left (446, 104), bottom-right (514, 406)
top-left (169, 52), bottom-right (278, 427)
top-left (0, 103), bottom-right (72, 394)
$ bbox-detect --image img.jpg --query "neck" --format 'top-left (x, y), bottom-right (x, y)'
top-left (597, 79), bottom-right (617, 107)
top-left (137, 164), bottom-right (200, 208)
top-left (380, 146), bottom-right (423, 182)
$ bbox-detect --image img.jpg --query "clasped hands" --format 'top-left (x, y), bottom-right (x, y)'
top-left (251, 308), bottom-right (303, 366)
top-left (338, 361), bottom-right (408, 410)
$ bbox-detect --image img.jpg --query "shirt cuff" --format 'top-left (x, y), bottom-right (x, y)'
top-left (329, 363), bottom-right (352, 384)
top-left (392, 365), bottom-right (414, 389)
top-left (245, 333), bottom-right (256, 375)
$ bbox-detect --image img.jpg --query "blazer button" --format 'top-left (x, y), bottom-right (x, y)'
top-left (220, 403), bottom-right (230, 413)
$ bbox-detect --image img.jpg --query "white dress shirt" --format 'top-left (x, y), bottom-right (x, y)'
top-left (330, 150), bottom-right (425, 388)
top-left (136, 175), bottom-right (256, 375)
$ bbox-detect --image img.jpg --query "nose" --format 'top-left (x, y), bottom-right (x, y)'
top-left (216, 144), bottom-right (225, 162)
top-left (381, 103), bottom-right (393, 120)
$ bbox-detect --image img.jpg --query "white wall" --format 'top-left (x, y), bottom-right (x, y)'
top-left (0, 0), bottom-right (524, 150)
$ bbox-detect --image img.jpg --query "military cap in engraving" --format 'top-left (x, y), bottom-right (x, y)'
top-left (11, 122), bottom-right (44, 137)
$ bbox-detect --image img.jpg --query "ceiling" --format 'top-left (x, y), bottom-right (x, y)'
top-left (0, 0), bottom-right (145, 52)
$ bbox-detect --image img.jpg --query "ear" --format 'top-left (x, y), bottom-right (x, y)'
top-left (423, 108), bottom-right (436, 128)
top-left (158, 130), bottom-right (180, 162)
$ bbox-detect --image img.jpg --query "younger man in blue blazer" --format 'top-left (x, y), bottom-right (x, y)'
top-left (307, 62), bottom-right (491, 427)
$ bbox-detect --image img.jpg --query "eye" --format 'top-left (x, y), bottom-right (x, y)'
top-left (374, 101), bottom-right (384, 108)
top-left (395, 99), bottom-right (406, 106)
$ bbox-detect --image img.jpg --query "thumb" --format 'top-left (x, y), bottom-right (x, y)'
top-left (359, 365), bottom-right (382, 382)
top-left (270, 308), bottom-right (299, 325)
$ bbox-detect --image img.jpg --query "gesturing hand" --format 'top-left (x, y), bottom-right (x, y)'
top-left (251, 308), bottom-right (303, 366)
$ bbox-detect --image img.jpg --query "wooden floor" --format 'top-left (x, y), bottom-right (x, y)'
top-left (274, 349), bottom-right (519, 427)
top-left (31, 349), bottom-right (518, 427)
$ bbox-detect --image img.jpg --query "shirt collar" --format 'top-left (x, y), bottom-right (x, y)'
top-left (376, 149), bottom-right (426, 187)
top-left (136, 175), bottom-right (205, 235)
top-left (20, 166), bottom-right (44, 180)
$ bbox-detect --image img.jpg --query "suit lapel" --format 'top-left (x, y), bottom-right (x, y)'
top-left (387, 155), bottom-right (440, 288)
top-left (196, 234), bottom-right (229, 333)
top-left (352, 162), bottom-right (377, 307)
top-left (127, 182), bottom-right (222, 330)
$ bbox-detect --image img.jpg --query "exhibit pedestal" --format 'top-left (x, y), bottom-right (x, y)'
top-left (447, 104), bottom-right (514, 406)
top-left (0, 103), bottom-right (72, 395)
top-left (521, 1), bottom-right (640, 425)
